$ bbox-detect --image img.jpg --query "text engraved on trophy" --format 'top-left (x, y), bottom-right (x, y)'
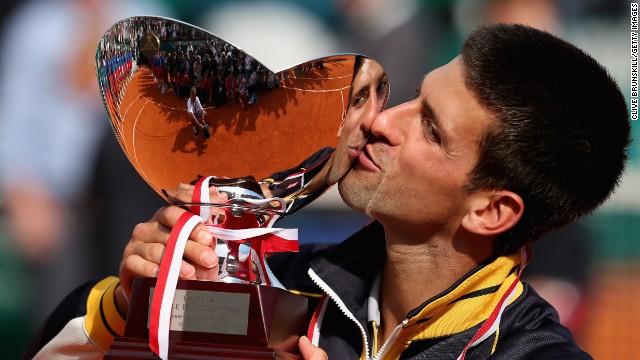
top-left (150, 289), bottom-right (251, 335)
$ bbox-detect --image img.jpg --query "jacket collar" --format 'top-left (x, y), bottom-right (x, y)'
top-left (309, 221), bottom-right (386, 327)
top-left (309, 221), bottom-right (524, 340)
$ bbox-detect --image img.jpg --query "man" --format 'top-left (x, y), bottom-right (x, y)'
top-left (25, 24), bottom-right (629, 359)
top-left (187, 86), bottom-right (209, 138)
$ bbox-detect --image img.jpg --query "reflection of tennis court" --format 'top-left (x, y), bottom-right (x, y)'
top-left (113, 58), bottom-right (354, 196)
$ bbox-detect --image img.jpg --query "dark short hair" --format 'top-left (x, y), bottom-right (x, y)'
top-left (461, 23), bottom-right (631, 255)
top-left (346, 55), bottom-right (367, 105)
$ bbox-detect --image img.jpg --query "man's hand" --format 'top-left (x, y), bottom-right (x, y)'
top-left (114, 184), bottom-right (227, 317)
top-left (298, 336), bottom-right (328, 360)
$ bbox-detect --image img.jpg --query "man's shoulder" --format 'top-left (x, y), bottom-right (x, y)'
top-left (493, 283), bottom-right (592, 359)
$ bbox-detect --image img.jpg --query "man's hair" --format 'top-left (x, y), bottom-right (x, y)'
top-left (346, 55), bottom-right (367, 107)
top-left (461, 23), bottom-right (631, 255)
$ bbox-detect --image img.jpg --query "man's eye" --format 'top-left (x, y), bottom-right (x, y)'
top-left (352, 95), bottom-right (366, 108)
top-left (377, 81), bottom-right (389, 93)
top-left (428, 124), bottom-right (441, 144)
top-left (423, 117), bottom-right (441, 144)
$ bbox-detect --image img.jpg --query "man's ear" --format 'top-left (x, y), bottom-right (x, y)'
top-left (461, 190), bottom-right (524, 236)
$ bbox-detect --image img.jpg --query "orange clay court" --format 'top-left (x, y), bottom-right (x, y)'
top-left (111, 57), bottom-right (355, 197)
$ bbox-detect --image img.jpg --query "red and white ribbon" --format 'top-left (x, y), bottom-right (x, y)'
top-left (190, 175), bottom-right (216, 218)
top-left (457, 245), bottom-right (532, 360)
top-left (148, 212), bottom-right (203, 359)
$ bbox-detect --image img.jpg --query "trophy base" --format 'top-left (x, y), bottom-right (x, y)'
top-left (105, 337), bottom-right (301, 359)
top-left (104, 277), bottom-right (307, 360)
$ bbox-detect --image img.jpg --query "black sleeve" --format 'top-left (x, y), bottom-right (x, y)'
top-left (489, 284), bottom-right (593, 360)
top-left (21, 279), bottom-right (102, 359)
top-left (264, 146), bottom-right (334, 183)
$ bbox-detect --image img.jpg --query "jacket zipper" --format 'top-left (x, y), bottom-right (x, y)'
top-left (308, 268), bottom-right (371, 360)
top-left (372, 318), bottom-right (408, 360)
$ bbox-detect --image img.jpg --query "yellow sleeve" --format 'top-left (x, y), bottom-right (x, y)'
top-left (83, 276), bottom-right (126, 352)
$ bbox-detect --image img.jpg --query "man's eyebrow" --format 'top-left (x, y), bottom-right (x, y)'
top-left (350, 72), bottom-right (388, 101)
top-left (351, 79), bottom-right (368, 99)
top-left (378, 71), bottom-right (389, 83)
top-left (421, 96), bottom-right (442, 131)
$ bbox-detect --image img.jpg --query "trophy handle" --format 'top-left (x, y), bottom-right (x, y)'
top-left (218, 239), bottom-right (256, 284)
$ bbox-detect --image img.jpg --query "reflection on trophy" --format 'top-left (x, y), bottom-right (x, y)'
top-left (97, 15), bottom-right (388, 360)
top-left (197, 176), bottom-right (298, 287)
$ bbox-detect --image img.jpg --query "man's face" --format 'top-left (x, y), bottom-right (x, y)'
top-left (326, 58), bottom-right (389, 184)
top-left (339, 57), bottom-right (494, 236)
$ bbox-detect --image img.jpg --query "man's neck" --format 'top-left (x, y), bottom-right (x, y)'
top-left (376, 228), bottom-right (492, 346)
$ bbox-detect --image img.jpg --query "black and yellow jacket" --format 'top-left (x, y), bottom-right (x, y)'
top-left (24, 221), bottom-right (590, 359)
top-left (271, 221), bottom-right (592, 359)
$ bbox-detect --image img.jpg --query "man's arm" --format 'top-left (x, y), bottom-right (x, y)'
top-left (25, 187), bottom-right (221, 358)
top-left (22, 277), bottom-right (123, 359)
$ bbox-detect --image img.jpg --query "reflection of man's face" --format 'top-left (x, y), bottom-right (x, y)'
top-left (326, 58), bottom-right (389, 184)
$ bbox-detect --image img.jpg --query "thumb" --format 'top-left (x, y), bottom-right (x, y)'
top-left (299, 336), bottom-right (328, 360)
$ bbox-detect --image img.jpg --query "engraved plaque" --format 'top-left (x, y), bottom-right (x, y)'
top-left (149, 288), bottom-right (250, 335)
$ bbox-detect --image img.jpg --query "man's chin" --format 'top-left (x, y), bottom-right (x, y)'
top-left (337, 171), bottom-right (374, 214)
top-left (326, 166), bottom-right (346, 185)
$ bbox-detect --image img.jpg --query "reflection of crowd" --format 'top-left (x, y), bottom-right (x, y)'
top-left (154, 38), bottom-right (280, 110)
top-left (97, 48), bottom-right (134, 118)
top-left (96, 18), bottom-right (140, 120)
top-left (96, 17), bottom-right (283, 114)
top-left (96, 18), bottom-right (284, 115)
top-left (288, 59), bottom-right (325, 78)
top-left (143, 19), bottom-right (281, 110)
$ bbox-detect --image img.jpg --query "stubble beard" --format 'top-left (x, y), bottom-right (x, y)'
top-left (338, 169), bottom-right (378, 216)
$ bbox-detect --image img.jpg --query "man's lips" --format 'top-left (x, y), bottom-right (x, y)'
top-left (357, 145), bottom-right (379, 171)
top-left (348, 146), bottom-right (361, 162)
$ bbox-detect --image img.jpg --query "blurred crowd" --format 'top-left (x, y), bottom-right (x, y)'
top-left (0, 0), bottom-right (635, 358)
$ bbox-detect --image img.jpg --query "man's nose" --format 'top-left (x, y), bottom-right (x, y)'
top-left (369, 102), bottom-right (407, 143)
top-left (362, 93), bottom-right (385, 132)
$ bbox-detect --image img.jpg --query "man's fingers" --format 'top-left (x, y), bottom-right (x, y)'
top-left (123, 254), bottom-right (159, 278)
top-left (148, 206), bottom-right (214, 246)
top-left (298, 336), bottom-right (328, 360)
top-left (151, 205), bottom-right (187, 229)
top-left (191, 223), bottom-right (215, 246)
top-left (184, 240), bottom-right (218, 269)
top-left (125, 234), bottom-right (216, 271)
top-left (135, 242), bottom-right (166, 265)
top-left (165, 184), bottom-right (230, 206)
top-left (120, 253), bottom-right (197, 286)
top-left (119, 254), bottom-right (159, 295)
top-left (177, 183), bottom-right (194, 191)
top-left (128, 221), bottom-right (171, 250)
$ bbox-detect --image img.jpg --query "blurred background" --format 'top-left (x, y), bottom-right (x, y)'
top-left (0, 0), bottom-right (636, 358)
